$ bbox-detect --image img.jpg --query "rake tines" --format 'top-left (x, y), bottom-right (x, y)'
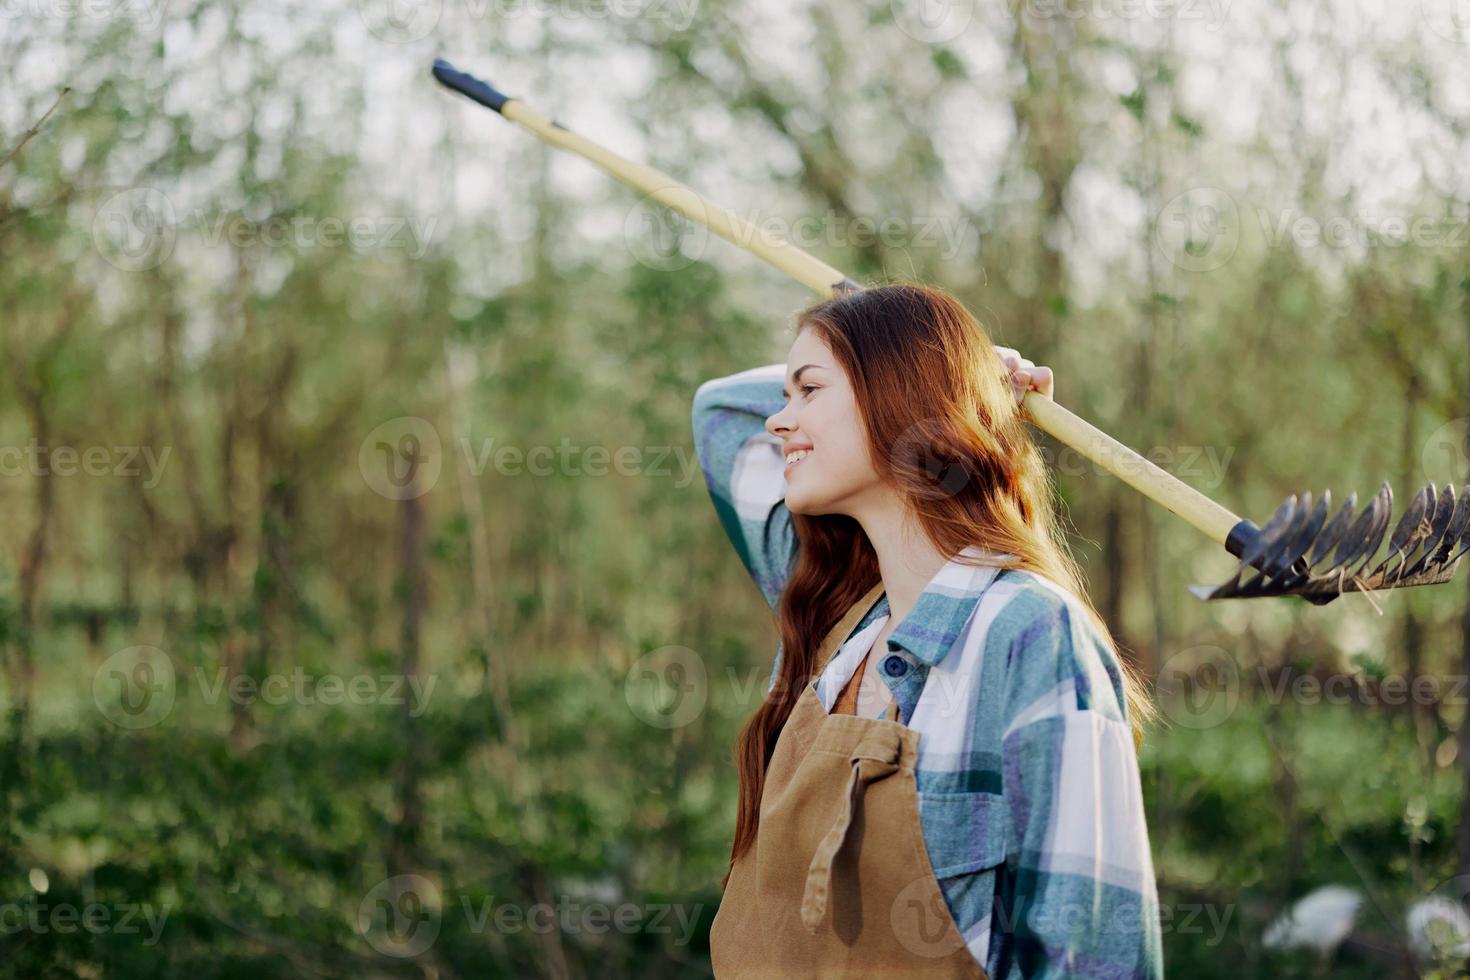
top-left (1189, 482), bottom-right (1470, 604)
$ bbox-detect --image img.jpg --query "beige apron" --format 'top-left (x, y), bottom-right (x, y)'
top-left (710, 583), bottom-right (989, 979)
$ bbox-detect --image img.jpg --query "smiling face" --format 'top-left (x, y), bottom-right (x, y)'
top-left (764, 326), bottom-right (884, 517)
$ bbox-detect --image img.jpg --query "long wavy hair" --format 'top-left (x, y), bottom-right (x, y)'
top-left (726, 281), bottom-right (1158, 879)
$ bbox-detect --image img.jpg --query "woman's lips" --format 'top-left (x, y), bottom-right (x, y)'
top-left (784, 451), bottom-right (810, 476)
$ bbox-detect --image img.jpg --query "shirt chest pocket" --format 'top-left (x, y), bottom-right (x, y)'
top-left (916, 790), bottom-right (1010, 965)
top-left (917, 790), bottom-right (1010, 878)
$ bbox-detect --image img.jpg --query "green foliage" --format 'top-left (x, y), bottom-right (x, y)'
top-left (2, 2), bottom-right (1468, 977)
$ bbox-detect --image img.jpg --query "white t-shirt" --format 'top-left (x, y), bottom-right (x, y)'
top-left (815, 614), bottom-right (895, 719)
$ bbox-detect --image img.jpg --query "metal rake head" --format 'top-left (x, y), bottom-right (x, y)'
top-left (1189, 481), bottom-right (1470, 605)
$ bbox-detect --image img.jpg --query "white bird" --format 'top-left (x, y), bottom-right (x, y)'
top-left (1262, 885), bottom-right (1364, 957)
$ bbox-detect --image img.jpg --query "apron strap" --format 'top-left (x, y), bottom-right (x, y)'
top-left (799, 729), bottom-right (905, 932)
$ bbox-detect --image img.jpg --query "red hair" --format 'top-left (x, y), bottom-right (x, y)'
top-left (725, 281), bottom-right (1155, 882)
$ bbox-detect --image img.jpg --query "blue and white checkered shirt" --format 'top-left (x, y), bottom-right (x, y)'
top-left (693, 362), bottom-right (1164, 979)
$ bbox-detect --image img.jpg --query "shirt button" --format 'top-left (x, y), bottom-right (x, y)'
top-left (882, 655), bottom-right (908, 678)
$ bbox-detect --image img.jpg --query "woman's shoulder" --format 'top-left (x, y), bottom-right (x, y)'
top-left (985, 568), bottom-right (1130, 730)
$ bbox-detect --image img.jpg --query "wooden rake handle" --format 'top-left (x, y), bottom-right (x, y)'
top-left (431, 59), bottom-right (1246, 550)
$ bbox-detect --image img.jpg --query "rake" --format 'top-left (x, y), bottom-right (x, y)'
top-left (430, 58), bottom-right (1469, 607)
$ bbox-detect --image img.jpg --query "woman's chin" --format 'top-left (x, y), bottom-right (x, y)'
top-left (785, 489), bottom-right (815, 515)
top-left (785, 487), bottom-right (833, 517)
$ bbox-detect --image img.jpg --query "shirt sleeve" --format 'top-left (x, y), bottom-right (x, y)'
top-left (997, 605), bottom-right (1165, 979)
top-left (690, 363), bottom-right (797, 612)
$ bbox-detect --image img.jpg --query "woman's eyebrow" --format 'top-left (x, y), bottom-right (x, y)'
top-left (780, 364), bottom-right (823, 399)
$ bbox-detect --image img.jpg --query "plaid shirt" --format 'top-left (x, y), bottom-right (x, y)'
top-left (693, 363), bottom-right (1164, 979)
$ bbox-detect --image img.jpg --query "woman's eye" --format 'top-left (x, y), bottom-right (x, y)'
top-left (800, 384), bottom-right (818, 396)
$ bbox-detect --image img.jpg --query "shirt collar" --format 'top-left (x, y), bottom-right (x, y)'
top-left (877, 545), bottom-right (1011, 668)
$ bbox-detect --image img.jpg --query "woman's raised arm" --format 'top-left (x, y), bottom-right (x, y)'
top-left (691, 363), bottom-right (798, 611)
top-left (691, 346), bottom-right (1056, 610)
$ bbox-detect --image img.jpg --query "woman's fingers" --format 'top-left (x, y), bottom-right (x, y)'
top-left (994, 345), bottom-right (1055, 404)
top-left (1028, 365), bottom-right (1054, 400)
top-left (993, 346), bottom-right (1052, 405)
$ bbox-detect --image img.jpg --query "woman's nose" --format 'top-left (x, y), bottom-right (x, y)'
top-left (765, 408), bottom-right (790, 438)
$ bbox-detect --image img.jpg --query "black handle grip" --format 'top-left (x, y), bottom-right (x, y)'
top-left (432, 58), bottom-right (511, 113)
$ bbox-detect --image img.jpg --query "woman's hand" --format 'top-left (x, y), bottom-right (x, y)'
top-left (994, 345), bottom-right (1054, 404)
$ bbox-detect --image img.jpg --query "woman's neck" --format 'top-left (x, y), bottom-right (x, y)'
top-left (851, 497), bottom-right (949, 626)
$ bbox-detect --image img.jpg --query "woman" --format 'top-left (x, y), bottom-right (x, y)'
top-left (691, 282), bottom-right (1163, 978)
